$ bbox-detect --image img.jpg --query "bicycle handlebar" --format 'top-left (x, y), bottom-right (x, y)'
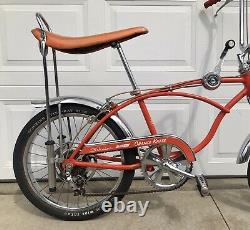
top-left (204, 0), bottom-right (221, 8)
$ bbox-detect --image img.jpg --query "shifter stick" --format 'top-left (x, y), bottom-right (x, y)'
top-left (202, 40), bottom-right (235, 90)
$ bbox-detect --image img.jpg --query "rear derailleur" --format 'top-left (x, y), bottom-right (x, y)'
top-left (65, 164), bottom-right (87, 196)
top-left (64, 155), bottom-right (97, 196)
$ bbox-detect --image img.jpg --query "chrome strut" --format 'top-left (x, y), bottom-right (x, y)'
top-left (36, 13), bottom-right (64, 159)
top-left (36, 13), bottom-right (57, 192)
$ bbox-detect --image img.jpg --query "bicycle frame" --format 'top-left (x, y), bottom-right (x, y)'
top-left (34, 0), bottom-right (250, 177)
top-left (63, 73), bottom-right (250, 171)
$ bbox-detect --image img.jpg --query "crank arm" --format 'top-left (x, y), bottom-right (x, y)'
top-left (162, 161), bottom-right (195, 179)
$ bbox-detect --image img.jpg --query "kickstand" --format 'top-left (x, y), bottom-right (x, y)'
top-left (196, 175), bottom-right (210, 197)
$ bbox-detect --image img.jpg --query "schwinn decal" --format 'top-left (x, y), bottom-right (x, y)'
top-left (85, 137), bottom-right (169, 154)
top-left (115, 143), bottom-right (130, 149)
top-left (134, 138), bottom-right (167, 147)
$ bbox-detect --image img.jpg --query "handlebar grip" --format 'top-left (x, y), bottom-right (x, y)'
top-left (204, 0), bottom-right (221, 9)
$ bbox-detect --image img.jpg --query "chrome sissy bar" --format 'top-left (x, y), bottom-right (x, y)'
top-left (36, 13), bottom-right (64, 191)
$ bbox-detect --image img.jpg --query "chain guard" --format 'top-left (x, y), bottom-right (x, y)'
top-left (63, 136), bottom-right (193, 197)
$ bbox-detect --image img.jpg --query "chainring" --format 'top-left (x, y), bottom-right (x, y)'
top-left (141, 143), bottom-right (193, 191)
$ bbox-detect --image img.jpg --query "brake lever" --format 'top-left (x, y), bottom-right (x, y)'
top-left (215, 0), bottom-right (233, 17)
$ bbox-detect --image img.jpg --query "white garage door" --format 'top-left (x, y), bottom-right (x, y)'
top-left (0, 0), bottom-right (249, 179)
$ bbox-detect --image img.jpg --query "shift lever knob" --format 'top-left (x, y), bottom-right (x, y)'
top-left (225, 40), bottom-right (235, 49)
top-left (220, 39), bottom-right (235, 59)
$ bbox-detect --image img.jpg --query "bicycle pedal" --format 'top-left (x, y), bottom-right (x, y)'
top-left (196, 175), bottom-right (210, 197)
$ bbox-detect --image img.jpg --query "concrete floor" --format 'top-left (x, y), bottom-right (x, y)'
top-left (0, 178), bottom-right (249, 230)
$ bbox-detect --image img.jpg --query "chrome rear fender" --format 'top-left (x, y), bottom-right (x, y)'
top-left (31, 96), bottom-right (135, 139)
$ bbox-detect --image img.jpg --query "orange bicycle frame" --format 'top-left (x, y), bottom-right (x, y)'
top-left (63, 72), bottom-right (250, 170)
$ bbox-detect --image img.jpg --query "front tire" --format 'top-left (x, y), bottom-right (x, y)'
top-left (13, 103), bottom-right (136, 220)
top-left (247, 160), bottom-right (250, 187)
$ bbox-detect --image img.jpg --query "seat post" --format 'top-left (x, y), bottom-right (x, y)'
top-left (112, 42), bottom-right (140, 95)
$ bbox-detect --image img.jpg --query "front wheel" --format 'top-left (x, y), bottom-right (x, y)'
top-left (247, 160), bottom-right (250, 187)
top-left (13, 103), bottom-right (136, 220)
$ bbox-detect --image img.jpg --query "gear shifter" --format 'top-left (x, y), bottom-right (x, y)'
top-left (202, 40), bottom-right (235, 90)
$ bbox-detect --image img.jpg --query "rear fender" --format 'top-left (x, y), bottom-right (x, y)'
top-left (31, 96), bottom-right (135, 139)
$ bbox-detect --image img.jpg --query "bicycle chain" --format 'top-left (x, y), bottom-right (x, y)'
top-left (82, 160), bottom-right (192, 196)
top-left (83, 179), bottom-right (189, 197)
top-left (83, 160), bottom-right (193, 197)
top-left (84, 187), bottom-right (175, 197)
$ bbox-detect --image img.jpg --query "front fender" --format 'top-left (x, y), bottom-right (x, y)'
top-left (237, 134), bottom-right (250, 164)
top-left (31, 96), bottom-right (135, 138)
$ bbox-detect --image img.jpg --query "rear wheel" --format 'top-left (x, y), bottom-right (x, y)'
top-left (13, 104), bottom-right (136, 220)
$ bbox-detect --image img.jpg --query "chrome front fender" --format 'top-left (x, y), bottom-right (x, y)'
top-left (31, 96), bottom-right (135, 138)
top-left (237, 134), bottom-right (250, 164)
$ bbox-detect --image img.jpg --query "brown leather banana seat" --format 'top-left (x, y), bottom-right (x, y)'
top-left (31, 27), bottom-right (148, 54)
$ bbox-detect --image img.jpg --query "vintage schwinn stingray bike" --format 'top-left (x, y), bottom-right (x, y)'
top-left (13, 0), bottom-right (250, 220)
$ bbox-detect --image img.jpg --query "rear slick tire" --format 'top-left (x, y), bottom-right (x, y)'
top-left (13, 103), bottom-right (136, 220)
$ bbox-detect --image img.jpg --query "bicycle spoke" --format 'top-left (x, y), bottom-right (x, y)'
top-left (62, 117), bottom-right (71, 138)
top-left (79, 117), bottom-right (85, 132)
top-left (82, 122), bottom-right (94, 137)
top-left (31, 166), bottom-right (48, 174)
top-left (39, 183), bottom-right (49, 193)
top-left (90, 125), bottom-right (104, 143)
top-left (95, 171), bottom-right (113, 188)
top-left (67, 182), bottom-right (70, 208)
top-left (77, 195), bottom-right (80, 208)
top-left (31, 143), bottom-right (46, 149)
top-left (32, 173), bottom-right (48, 183)
top-left (57, 181), bottom-right (66, 204)
top-left (102, 133), bottom-right (111, 141)
top-left (85, 196), bottom-right (89, 207)
top-left (67, 117), bottom-right (73, 141)
top-left (36, 133), bottom-right (60, 147)
top-left (72, 116), bottom-right (80, 141)
top-left (71, 121), bottom-right (94, 147)
top-left (52, 120), bottom-right (60, 135)
top-left (27, 162), bottom-right (47, 166)
top-left (29, 152), bottom-right (46, 158)
top-left (96, 170), bottom-right (113, 178)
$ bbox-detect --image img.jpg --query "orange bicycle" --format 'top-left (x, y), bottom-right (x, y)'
top-left (13, 0), bottom-right (250, 220)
